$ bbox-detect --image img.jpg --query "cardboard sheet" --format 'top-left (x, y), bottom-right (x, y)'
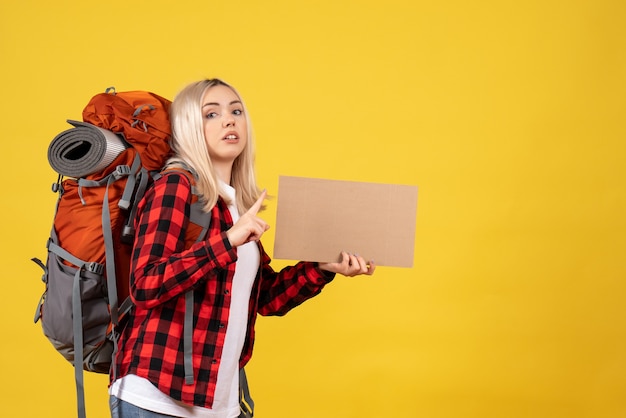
top-left (273, 176), bottom-right (418, 267)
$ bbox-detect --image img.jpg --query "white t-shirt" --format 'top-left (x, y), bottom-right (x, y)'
top-left (110, 182), bottom-right (260, 418)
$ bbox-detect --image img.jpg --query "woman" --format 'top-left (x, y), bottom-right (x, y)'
top-left (109, 78), bottom-right (375, 418)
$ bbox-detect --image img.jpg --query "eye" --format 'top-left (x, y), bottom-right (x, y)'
top-left (205, 111), bottom-right (218, 119)
top-left (233, 109), bottom-right (243, 116)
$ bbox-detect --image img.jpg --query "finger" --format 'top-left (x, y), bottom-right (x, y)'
top-left (346, 253), bottom-right (357, 268)
top-left (345, 253), bottom-right (362, 276)
top-left (340, 251), bottom-right (350, 267)
top-left (364, 260), bottom-right (376, 275)
top-left (247, 189), bottom-right (267, 216)
top-left (353, 254), bottom-right (369, 273)
top-left (247, 219), bottom-right (270, 243)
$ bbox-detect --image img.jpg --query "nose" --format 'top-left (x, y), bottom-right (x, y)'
top-left (223, 114), bottom-right (235, 127)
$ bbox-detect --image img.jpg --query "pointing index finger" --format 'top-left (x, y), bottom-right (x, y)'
top-left (248, 189), bottom-right (267, 215)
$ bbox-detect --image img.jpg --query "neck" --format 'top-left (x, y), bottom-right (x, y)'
top-left (213, 161), bottom-right (232, 185)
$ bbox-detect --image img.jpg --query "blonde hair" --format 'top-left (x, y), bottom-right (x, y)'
top-left (166, 78), bottom-right (261, 214)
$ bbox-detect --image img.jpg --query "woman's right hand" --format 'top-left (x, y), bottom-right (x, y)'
top-left (226, 190), bottom-right (270, 247)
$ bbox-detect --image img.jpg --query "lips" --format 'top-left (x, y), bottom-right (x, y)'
top-left (223, 132), bottom-right (239, 141)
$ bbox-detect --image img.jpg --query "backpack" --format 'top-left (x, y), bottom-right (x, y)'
top-left (32, 88), bottom-right (172, 418)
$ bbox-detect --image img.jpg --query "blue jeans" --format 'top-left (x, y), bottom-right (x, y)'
top-left (109, 396), bottom-right (178, 418)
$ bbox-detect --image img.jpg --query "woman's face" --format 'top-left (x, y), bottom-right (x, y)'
top-left (201, 84), bottom-right (248, 166)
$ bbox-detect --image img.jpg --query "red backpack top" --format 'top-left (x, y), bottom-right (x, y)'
top-left (82, 88), bottom-right (172, 172)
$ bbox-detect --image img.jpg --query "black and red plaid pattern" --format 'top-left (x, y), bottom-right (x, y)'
top-left (112, 172), bottom-right (335, 408)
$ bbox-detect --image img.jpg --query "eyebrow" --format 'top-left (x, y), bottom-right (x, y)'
top-left (202, 100), bottom-right (242, 109)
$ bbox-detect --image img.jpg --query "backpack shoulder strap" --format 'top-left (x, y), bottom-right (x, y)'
top-left (160, 164), bottom-right (210, 385)
top-left (161, 165), bottom-right (211, 240)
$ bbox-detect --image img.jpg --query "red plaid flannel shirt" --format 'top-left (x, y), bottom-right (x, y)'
top-left (112, 172), bottom-right (335, 408)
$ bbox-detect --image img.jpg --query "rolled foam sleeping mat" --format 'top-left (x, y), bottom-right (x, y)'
top-left (48, 120), bottom-right (129, 178)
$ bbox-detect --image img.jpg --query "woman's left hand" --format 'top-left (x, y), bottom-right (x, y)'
top-left (318, 251), bottom-right (376, 277)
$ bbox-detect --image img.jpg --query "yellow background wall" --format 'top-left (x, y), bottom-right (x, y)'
top-left (1, 1), bottom-right (625, 417)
